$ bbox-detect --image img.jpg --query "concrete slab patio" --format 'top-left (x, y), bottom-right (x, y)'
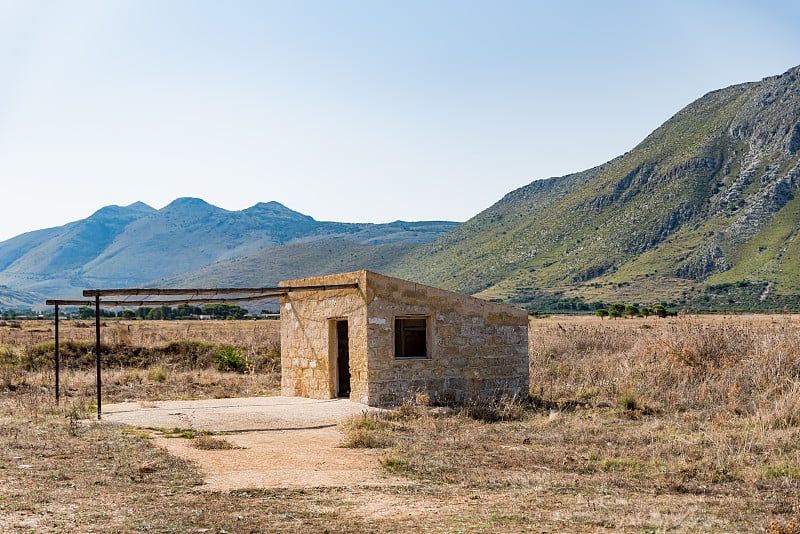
top-left (103, 396), bottom-right (403, 491)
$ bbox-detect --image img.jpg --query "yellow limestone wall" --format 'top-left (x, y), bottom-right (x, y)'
top-left (279, 271), bottom-right (369, 402)
top-left (362, 271), bottom-right (529, 406)
top-left (280, 270), bottom-right (529, 407)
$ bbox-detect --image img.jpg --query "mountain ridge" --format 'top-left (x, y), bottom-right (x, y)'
top-left (0, 199), bottom-right (458, 305)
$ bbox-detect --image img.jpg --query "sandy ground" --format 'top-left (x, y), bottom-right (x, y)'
top-left (103, 396), bottom-right (405, 491)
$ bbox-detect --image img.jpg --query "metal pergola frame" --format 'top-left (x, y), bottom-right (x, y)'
top-left (46, 283), bottom-right (359, 419)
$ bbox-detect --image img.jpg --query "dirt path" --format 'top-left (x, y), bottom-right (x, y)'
top-left (103, 396), bottom-right (405, 491)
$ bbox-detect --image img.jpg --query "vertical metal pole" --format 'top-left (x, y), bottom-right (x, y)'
top-left (55, 304), bottom-right (60, 405)
top-left (95, 296), bottom-right (101, 420)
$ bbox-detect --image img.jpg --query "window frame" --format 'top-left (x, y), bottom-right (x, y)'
top-left (394, 315), bottom-right (431, 360)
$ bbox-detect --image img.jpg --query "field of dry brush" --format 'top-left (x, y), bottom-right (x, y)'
top-left (1, 315), bottom-right (799, 533)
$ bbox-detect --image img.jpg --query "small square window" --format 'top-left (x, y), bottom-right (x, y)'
top-left (395, 317), bottom-right (428, 359)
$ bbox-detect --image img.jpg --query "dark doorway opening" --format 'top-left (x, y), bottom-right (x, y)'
top-left (336, 320), bottom-right (350, 397)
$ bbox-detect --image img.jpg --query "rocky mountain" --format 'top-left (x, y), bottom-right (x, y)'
top-left (0, 199), bottom-right (458, 305)
top-left (387, 64), bottom-right (800, 312)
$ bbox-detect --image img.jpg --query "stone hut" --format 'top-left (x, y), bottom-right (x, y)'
top-left (279, 270), bottom-right (529, 407)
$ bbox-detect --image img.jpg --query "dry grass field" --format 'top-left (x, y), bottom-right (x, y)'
top-left (1, 315), bottom-right (800, 533)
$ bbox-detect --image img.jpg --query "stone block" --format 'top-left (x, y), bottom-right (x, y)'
top-left (446, 377), bottom-right (466, 391)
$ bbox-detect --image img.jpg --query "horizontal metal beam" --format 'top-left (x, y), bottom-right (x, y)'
top-left (47, 283), bottom-right (359, 308)
top-left (47, 294), bottom-right (283, 308)
top-left (92, 294), bottom-right (285, 306)
top-left (83, 287), bottom-right (283, 297)
top-left (82, 283), bottom-right (358, 297)
top-left (46, 299), bottom-right (96, 306)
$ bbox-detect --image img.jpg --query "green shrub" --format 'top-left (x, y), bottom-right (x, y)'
top-left (618, 391), bottom-right (639, 412)
top-left (25, 341), bottom-right (97, 370)
top-left (0, 346), bottom-right (18, 367)
top-left (147, 366), bottom-right (168, 382)
top-left (211, 347), bottom-right (248, 372)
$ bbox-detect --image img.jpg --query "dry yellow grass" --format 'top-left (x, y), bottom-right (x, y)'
top-left (0, 318), bottom-right (280, 348)
top-left (0, 319), bottom-right (281, 404)
top-left (1, 315), bottom-right (799, 532)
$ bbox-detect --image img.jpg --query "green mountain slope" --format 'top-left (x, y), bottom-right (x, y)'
top-left (388, 65), bottom-right (800, 311)
top-left (153, 238), bottom-right (414, 289)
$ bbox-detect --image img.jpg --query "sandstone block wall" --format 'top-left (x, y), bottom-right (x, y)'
top-left (280, 270), bottom-right (529, 407)
top-left (362, 271), bottom-right (528, 406)
top-left (279, 271), bottom-right (369, 402)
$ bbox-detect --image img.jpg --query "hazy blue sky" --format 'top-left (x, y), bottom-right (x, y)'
top-left (1, 0), bottom-right (799, 241)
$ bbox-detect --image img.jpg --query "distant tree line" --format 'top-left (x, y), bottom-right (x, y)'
top-left (594, 302), bottom-right (675, 319)
top-left (73, 303), bottom-right (251, 320)
top-left (1, 308), bottom-right (39, 319)
top-left (519, 296), bottom-right (608, 313)
top-left (521, 295), bottom-right (677, 317)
